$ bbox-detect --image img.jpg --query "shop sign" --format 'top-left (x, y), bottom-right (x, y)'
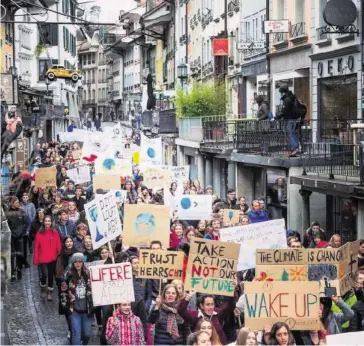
top-left (264, 20), bottom-right (289, 33)
top-left (53, 105), bottom-right (65, 117)
top-left (0, 74), bottom-right (13, 104)
top-left (213, 39), bottom-right (229, 56)
top-left (317, 55), bottom-right (355, 77)
top-left (323, 0), bottom-right (357, 27)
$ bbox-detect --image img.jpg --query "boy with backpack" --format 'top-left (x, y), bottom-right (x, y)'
top-left (277, 85), bottom-right (307, 157)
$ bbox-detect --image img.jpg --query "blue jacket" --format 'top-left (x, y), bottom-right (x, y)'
top-left (56, 220), bottom-right (76, 239)
top-left (248, 209), bottom-right (269, 223)
top-left (73, 236), bottom-right (84, 251)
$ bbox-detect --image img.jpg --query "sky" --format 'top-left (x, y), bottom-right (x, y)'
top-left (83, 0), bottom-right (137, 23)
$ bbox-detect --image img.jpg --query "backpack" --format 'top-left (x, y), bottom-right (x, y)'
top-left (293, 97), bottom-right (307, 120)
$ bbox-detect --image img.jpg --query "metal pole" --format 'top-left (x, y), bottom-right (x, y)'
top-left (224, 0), bottom-right (228, 77)
top-left (12, 21), bottom-right (16, 105)
top-left (185, 2), bottom-right (188, 64)
top-left (266, 0), bottom-right (271, 107)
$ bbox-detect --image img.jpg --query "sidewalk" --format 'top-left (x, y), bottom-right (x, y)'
top-left (6, 262), bottom-right (99, 345)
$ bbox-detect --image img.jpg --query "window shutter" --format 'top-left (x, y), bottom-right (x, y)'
top-left (63, 27), bottom-right (66, 49)
top-left (51, 24), bottom-right (58, 46)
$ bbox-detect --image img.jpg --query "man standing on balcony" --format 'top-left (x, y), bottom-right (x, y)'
top-left (277, 85), bottom-right (299, 157)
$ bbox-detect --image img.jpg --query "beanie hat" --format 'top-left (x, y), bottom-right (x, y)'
top-left (70, 252), bottom-right (84, 264)
top-left (206, 185), bottom-right (213, 190)
top-left (279, 85), bottom-right (289, 93)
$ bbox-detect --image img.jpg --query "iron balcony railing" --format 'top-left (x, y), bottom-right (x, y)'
top-left (273, 32), bottom-right (288, 43)
top-left (290, 22), bottom-right (305, 38)
top-left (302, 143), bottom-right (360, 181)
top-left (141, 110), bottom-right (178, 134)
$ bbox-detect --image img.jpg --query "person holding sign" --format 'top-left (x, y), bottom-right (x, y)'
top-left (178, 287), bottom-right (238, 345)
top-left (148, 284), bottom-right (189, 345)
top-left (105, 302), bottom-right (145, 345)
top-left (61, 253), bottom-right (94, 346)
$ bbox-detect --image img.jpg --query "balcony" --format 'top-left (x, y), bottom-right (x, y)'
top-left (179, 117), bottom-right (203, 142)
top-left (272, 32), bottom-right (288, 50)
top-left (98, 98), bottom-right (107, 103)
top-left (141, 109), bottom-right (178, 134)
top-left (142, 0), bottom-right (172, 39)
top-left (227, 0), bottom-right (239, 17)
top-left (316, 26), bottom-right (332, 47)
top-left (289, 22), bottom-right (308, 44)
top-left (98, 79), bottom-right (107, 84)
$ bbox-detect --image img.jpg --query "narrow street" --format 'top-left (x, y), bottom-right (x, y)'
top-left (6, 263), bottom-right (99, 345)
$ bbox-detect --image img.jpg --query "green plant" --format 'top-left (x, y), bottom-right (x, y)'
top-left (34, 43), bottom-right (45, 57)
top-left (176, 80), bottom-right (227, 117)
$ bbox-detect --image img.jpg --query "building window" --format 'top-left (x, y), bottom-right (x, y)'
top-left (277, 0), bottom-right (286, 19)
top-left (38, 60), bottom-right (48, 80)
top-left (88, 54), bottom-right (91, 64)
top-left (295, 0), bottom-right (305, 23)
top-left (318, 0), bottom-right (328, 27)
top-left (5, 55), bottom-right (8, 71)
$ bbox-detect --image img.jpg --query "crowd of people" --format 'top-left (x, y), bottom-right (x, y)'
top-left (2, 130), bottom-right (364, 346)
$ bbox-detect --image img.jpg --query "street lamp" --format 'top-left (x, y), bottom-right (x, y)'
top-left (10, 65), bottom-right (18, 105)
top-left (177, 63), bottom-right (188, 92)
top-left (45, 77), bottom-right (51, 104)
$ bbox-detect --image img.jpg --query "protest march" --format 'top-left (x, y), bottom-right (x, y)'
top-left (2, 121), bottom-right (364, 346)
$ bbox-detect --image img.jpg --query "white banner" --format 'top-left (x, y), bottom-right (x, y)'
top-left (140, 134), bottom-right (162, 166)
top-left (109, 190), bottom-right (127, 204)
top-left (89, 263), bottom-right (135, 306)
top-left (220, 219), bottom-right (287, 270)
top-left (177, 195), bottom-right (212, 220)
top-left (67, 165), bottom-right (91, 184)
top-left (85, 192), bottom-right (123, 250)
top-left (59, 131), bottom-right (87, 143)
top-left (94, 153), bottom-right (132, 177)
top-left (327, 331), bottom-right (364, 345)
top-left (82, 133), bottom-right (112, 161)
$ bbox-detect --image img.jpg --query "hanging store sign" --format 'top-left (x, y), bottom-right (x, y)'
top-left (1, 74), bottom-right (13, 104)
top-left (323, 0), bottom-right (357, 27)
top-left (213, 38), bottom-right (229, 56)
top-left (264, 20), bottom-right (289, 33)
top-left (238, 41), bottom-right (265, 51)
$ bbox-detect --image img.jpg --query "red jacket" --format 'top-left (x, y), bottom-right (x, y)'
top-left (33, 227), bottom-right (61, 265)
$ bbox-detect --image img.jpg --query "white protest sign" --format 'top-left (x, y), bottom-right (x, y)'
top-left (109, 190), bottom-right (127, 204)
top-left (82, 133), bottom-right (112, 160)
top-left (85, 260), bottom-right (105, 268)
top-left (95, 153), bottom-right (132, 177)
top-left (67, 165), bottom-right (91, 184)
top-left (89, 263), bottom-right (135, 306)
top-left (140, 134), bottom-right (163, 166)
top-left (59, 132), bottom-right (86, 143)
top-left (103, 122), bottom-right (124, 140)
top-left (220, 219), bottom-right (287, 270)
top-left (177, 195), bottom-right (213, 220)
top-left (327, 331), bottom-right (364, 345)
top-left (85, 192), bottom-right (123, 250)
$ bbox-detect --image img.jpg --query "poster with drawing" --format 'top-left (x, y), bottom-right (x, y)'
top-left (123, 204), bottom-right (170, 249)
top-left (109, 190), bottom-right (127, 204)
top-left (220, 219), bottom-right (287, 270)
top-left (184, 239), bottom-right (240, 296)
top-left (140, 134), bottom-right (162, 166)
top-left (85, 192), bottom-right (123, 250)
top-left (67, 165), bottom-right (91, 184)
top-left (222, 209), bottom-right (240, 225)
top-left (81, 133), bottom-right (111, 162)
top-left (35, 166), bottom-right (57, 188)
top-left (255, 240), bottom-right (360, 296)
top-left (89, 263), bottom-right (134, 306)
top-left (176, 195), bottom-right (213, 220)
top-left (244, 281), bottom-right (320, 331)
top-left (142, 166), bottom-right (170, 192)
top-left (95, 152), bottom-right (132, 177)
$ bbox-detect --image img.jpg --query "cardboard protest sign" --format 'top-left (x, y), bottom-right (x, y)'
top-left (223, 209), bottom-right (240, 225)
top-left (244, 281), bottom-right (320, 331)
top-left (140, 134), bottom-right (163, 166)
top-left (72, 149), bottom-right (82, 160)
top-left (138, 250), bottom-right (184, 280)
top-left (123, 204), bottom-right (170, 249)
top-left (184, 239), bottom-right (240, 296)
top-left (35, 166), bottom-right (57, 188)
top-left (177, 195), bottom-right (213, 220)
top-left (89, 263), bottom-right (134, 306)
top-left (220, 219), bottom-right (287, 270)
top-left (93, 174), bottom-right (121, 192)
top-left (67, 166), bottom-right (91, 185)
top-left (142, 166), bottom-right (170, 192)
top-left (255, 240), bottom-right (360, 296)
top-left (85, 191), bottom-right (123, 250)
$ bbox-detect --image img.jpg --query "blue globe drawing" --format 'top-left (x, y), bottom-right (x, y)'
top-left (103, 158), bottom-right (116, 171)
top-left (133, 213), bottom-right (156, 235)
top-left (228, 211), bottom-right (234, 220)
top-left (180, 197), bottom-right (191, 210)
top-left (147, 147), bottom-right (155, 158)
top-left (115, 191), bottom-right (122, 198)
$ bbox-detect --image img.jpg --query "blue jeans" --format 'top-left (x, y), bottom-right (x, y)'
top-left (71, 311), bottom-right (92, 345)
top-left (286, 120), bottom-right (298, 151)
top-left (31, 113), bottom-right (40, 127)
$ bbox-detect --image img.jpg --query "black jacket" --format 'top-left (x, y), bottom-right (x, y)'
top-left (279, 91), bottom-right (296, 120)
top-left (257, 102), bottom-right (270, 120)
top-left (349, 300), bottom-right (364, 332)
top-left (6, 206), bottom-right (27, 238)
top-left (222, 198), bottom-right (239, 210)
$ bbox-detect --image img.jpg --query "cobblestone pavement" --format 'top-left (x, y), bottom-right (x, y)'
top-left (6, 260), bottom-right (100, 345)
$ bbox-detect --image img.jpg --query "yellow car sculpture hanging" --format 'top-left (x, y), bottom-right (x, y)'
top-left (46, 65), bottom-right (82, 83)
